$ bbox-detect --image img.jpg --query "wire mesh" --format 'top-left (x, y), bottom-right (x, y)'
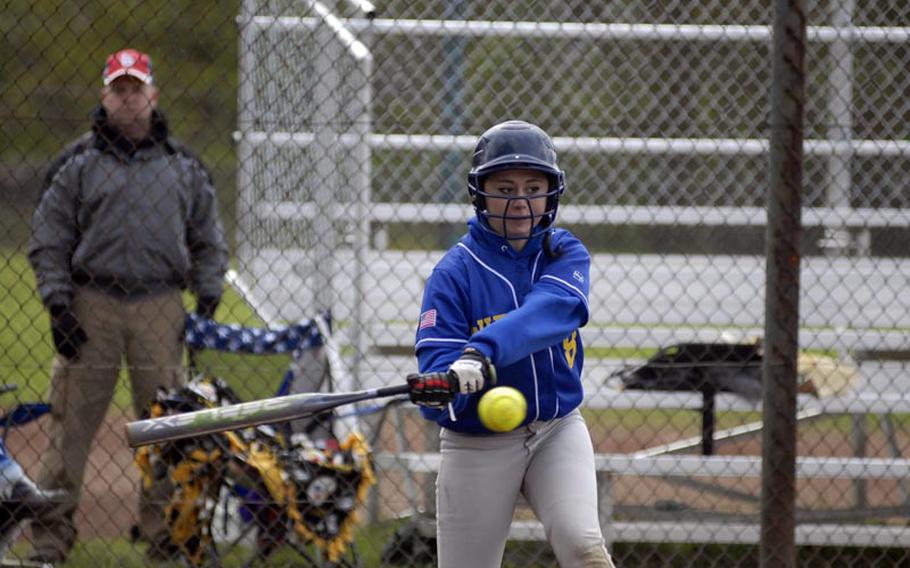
top-left (1, 0), bottom-right (909, 566)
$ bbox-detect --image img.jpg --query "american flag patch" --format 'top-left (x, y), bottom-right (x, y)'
top-left (418, 309), bottom-right (437, 330)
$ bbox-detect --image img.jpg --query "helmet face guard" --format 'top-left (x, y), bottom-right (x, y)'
top-left (467, 121), bottom-right (565, 241)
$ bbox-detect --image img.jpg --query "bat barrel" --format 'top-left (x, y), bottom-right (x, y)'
top-left (125, 384), bottom-right (411, 447)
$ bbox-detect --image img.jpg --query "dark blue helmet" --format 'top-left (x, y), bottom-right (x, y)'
top-left (467, 120), bottom-right (565, 239)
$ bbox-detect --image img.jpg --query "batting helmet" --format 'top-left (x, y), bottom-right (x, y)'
top-left (467, 120), bottom-right (565, 239)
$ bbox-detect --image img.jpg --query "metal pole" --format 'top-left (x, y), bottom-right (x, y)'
top-left (820, 0), bottom-right (857, 255)
top-left (351, 56), bottom-right (373, 392)
top-left (311, 20), bottom-right (341, 315)
top-left (824, 0), bottom-right (873, 505)
top-left (235, 0), bottom-right (257, 272)
top-left (437, 0), bottom-right (466, 247)
top-left (307, 0), bottom-right (373, 374)
top-left (761, 0), bottom-right (805, 566)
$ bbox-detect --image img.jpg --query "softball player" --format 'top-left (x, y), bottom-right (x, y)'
top-left (408, 120), bottom-right (616, 567)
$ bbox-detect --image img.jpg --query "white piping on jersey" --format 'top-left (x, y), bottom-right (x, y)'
top-left (547, 347), bottom-right (559, 419)
top-left (457, 242), bottom-right (540, 421)
top-left (457, 243), bottom-right (519, 306)
top-left (529, 355), bottom-right (541, 422)
top-left (530, 250), bottom-right (543, 282)
top-left (415, 337), bottom-right (468, 350)
top-left (540, 274), bottom-right (589, 311)
top-left (533, 252), bottom-right (547, 420)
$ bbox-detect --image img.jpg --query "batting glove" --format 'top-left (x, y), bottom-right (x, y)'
top-left (407, 372), bottom-right (458, 409)
top-left (449, 348), bottom-right (497, 394)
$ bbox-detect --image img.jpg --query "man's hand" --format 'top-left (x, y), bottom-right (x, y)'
top-left (407, 372), bottom-right (459, 408)
top-left (195, 296), bottom-right (220, 319)
top-left (49, 305), bottom-right (88, 361)
top-left (449, 348), bottom-right (497, 394)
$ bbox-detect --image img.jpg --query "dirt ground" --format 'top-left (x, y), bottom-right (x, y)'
top-left (7, 413), bottom-right (140, 540)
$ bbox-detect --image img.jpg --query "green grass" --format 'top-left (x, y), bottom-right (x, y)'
top-left (0, 249), bottom-right (55, 401)
top-left (3, 520), bottom-right (583, 567)
top-left (0, 248), bottom-right (290, 410)
top-left (4, 519), bottom-right (415, 567)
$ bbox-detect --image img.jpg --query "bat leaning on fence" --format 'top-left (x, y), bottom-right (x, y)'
top-left (125, 383), bottom-right (411, 447)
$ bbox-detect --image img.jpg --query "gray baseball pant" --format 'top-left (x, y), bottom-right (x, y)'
top-left (436, 409), bottom-right (616, 567)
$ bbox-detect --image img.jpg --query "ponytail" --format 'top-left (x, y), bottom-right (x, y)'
top-left (543, 231), bottom-right (563, 260)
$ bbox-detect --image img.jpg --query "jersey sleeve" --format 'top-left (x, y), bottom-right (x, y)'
top-left (466, 232), bottom-right (591, 368)
top-left (414, 266), bottom-right (472, 422)
top-left (415, 267), bottom-right (470, 371)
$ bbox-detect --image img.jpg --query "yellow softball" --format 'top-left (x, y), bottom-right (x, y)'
top-left (478, 386), bottom-right (527, 432)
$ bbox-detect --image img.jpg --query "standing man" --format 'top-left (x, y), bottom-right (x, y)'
top-left (27, 48), bottom-right (229, 562)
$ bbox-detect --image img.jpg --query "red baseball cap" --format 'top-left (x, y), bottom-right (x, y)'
top-left (102, 49), bottom-right (154, 86)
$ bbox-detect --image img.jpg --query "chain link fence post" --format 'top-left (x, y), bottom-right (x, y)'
top-left (760, 0), bottom-right (806, 566)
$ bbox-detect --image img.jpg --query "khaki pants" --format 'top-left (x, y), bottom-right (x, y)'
top-left (31, 288), bottom-right (185, 556)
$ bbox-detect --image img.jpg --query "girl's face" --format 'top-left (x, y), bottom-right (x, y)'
top-left (482, 168), bottom-right (550, 251)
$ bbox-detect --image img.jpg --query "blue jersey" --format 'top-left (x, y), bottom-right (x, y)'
top-left (415, 217), bottom-right (591, 434)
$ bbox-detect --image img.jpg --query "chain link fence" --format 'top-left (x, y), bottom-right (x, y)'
top-left (2, 0), bottom-right (909, 566)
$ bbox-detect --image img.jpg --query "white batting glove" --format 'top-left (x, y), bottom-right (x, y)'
top-left (449, 349), bottom-right (497, 394)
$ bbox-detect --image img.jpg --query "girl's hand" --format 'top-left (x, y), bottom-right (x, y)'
top-left (408, 372), bottom-right (458, 408)
top-left (449, 349), bottom-right (497, 394)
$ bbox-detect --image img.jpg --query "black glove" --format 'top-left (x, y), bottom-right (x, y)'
top-left (195, 296), bottom-right (220, 319)
top-left (407, 371), bottom-right (459, 409)
top-left (49, 305), bottom-right (88, 361)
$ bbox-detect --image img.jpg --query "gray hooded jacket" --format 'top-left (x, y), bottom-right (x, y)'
top-left (29, 107), bottom-right (229, 307)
